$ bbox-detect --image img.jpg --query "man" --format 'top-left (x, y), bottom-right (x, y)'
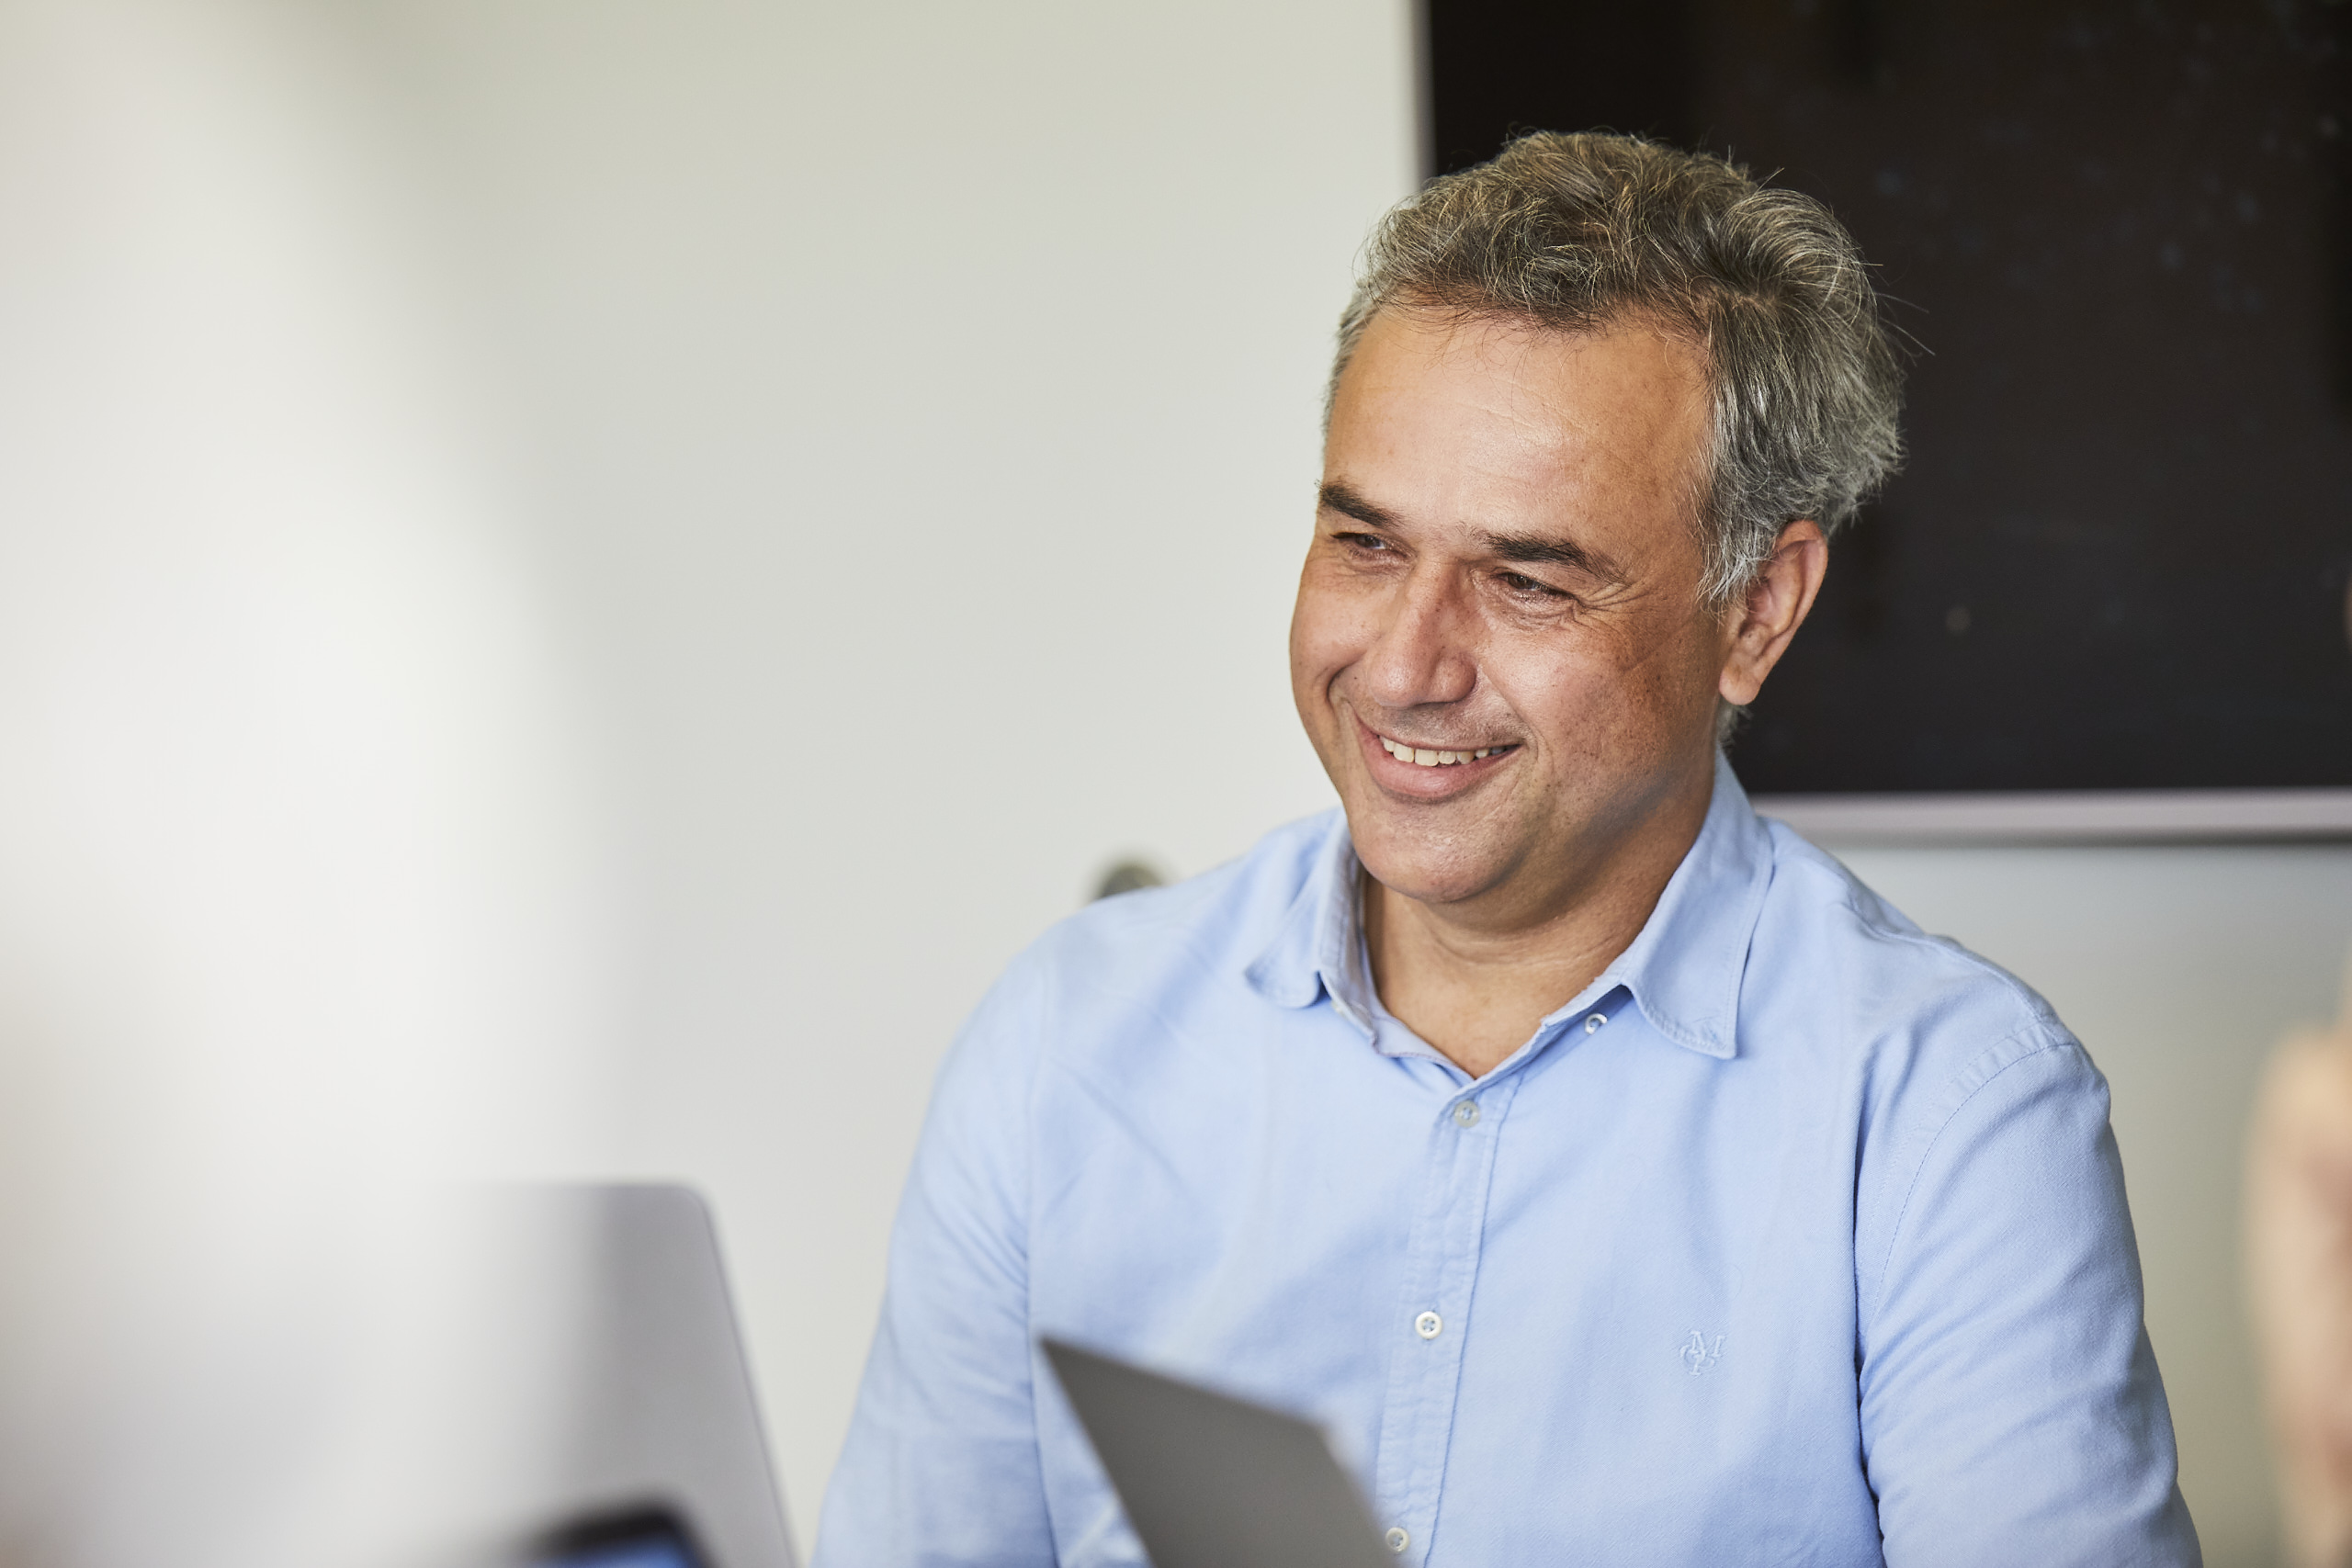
top-left (815, 133), bottom-right (2198, 1565)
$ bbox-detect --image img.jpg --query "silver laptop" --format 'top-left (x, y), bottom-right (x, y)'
top-left (1041, 1337), bottom-right (1392, 1568)
top-left (477, 1184), bottom-right (797, 1568)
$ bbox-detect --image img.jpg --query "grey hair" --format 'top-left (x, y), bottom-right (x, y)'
top-left (1330, 131), bottom-right (1905, 612)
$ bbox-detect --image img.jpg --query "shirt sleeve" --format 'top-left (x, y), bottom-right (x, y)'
top-left (1858, 1027), bottom-right (2201, 1566)
top-left (810, 954), bottom-right (1056, 1568)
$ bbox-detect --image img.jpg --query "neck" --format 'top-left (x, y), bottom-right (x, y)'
top-left (1363, 761), bottom-right (1716, 1077)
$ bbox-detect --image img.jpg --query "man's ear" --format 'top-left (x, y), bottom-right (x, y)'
top-left (1719, 519), bottom-right (1829, 707)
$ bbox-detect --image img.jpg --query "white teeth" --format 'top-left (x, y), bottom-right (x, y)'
top-left (1380, 735), bottom-right (1504, 767)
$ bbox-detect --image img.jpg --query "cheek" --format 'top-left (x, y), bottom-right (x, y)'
top-left (1512, 668), bottom-right (1614, 758)
top-left (1659, 615), bottom-right (1739, 715)
top-left (1604, 633), bottom-right (1730, 757)
top-left (1288, 565), bottom-right (1369, 687)
top-left (1495, 626), bottom-right (1705, 758)
top-left (1286, 582), bottom-right (1346, 722)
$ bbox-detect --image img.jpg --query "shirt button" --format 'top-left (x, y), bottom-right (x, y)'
top-left (1385, 1526), bottom-right (1410, 1552)
top-left (1451, 1099), bottom-right (1480, 1128)
top-left (1583, 1010), bottom-right (1609, 1034)
top-left (1414, 1310), bottom-right (1442, 1339)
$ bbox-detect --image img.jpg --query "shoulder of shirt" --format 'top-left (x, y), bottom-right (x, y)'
top-left (943, 810), bottom-right (1334, 1096)
top-left (924, 814), bottom-right (1336, 1155)
top-left (1748, 817), bottom-right (2080, 1076)
top-left (1747, 820), bottom-right (2111, 1302)
top-left (970, 808), bottom-right (1332, 1049)
top-left (1014, 808), bottom-right (1335, 987)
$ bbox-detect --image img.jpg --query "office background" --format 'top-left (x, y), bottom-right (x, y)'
top-left (11, 2), bottom-right (2349, 1562)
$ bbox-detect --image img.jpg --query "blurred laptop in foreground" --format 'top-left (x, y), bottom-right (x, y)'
top-left (475, 1185), bottom-right (797, 1568)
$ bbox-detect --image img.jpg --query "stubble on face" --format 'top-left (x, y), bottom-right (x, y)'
top-left (1289, 308), bottom-right (1731, 937)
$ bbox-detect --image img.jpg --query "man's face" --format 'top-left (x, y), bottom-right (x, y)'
top-left (1289, 308), bottom-right (1735, 922)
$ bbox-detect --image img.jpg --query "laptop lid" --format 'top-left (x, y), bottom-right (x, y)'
top-left (462, 1184), bottom-right (795, 1568)
top-left (1040, 1337), bottom-right (1393, 1568)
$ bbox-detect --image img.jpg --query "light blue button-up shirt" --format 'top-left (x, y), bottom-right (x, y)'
top-left (815, 757), bottom-right (2199, 1566)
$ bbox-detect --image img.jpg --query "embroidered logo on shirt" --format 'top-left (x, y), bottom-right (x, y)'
top-left (1679, 1330), bottom-right (1723, 1376)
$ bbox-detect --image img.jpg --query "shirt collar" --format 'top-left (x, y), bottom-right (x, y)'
top-left (1243, 751), bottom-right (1775, 1060)
top-left (1241, 808), bottom-right (1362, 1015)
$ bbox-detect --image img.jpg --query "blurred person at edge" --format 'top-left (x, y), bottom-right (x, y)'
top-left (0, 4), bottom-right (617, 1565)
top-left (2248, 951), bottom-right (2352, 1568)
top-left (818, 134), bottom-right (2198, 1564)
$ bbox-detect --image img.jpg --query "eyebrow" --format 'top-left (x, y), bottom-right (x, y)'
top-left (1319, 480), bottom-right (1624, 584)
top-left (1317, 480), bottom-right (1398, 530)
top-left (1480, 530), bottom-right (1623, 584)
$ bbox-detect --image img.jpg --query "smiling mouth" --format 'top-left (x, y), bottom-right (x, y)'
top-left (1375, 734), bottom-right (1517, 768)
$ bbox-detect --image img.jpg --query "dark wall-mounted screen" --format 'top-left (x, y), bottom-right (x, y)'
top-left (1430, 0), bottom-right (2352, 795)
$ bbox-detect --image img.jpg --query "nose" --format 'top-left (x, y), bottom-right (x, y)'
top-left (1358, 562), bottom-right (1478, 712)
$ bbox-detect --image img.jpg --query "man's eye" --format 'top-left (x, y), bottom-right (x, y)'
top-left (1336, 532), bottom-right (1393, 553)
top-left (1498, 570), bottom-right (1569, 600)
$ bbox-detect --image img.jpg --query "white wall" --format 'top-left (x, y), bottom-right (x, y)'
top-left (0, 4), bottom-right (626, 1560)
top-left (322, 6), bottom-right (2340, 1563)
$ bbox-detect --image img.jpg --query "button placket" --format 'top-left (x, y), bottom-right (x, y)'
top-left (1370, 1072), bottom-right (1524, 1565)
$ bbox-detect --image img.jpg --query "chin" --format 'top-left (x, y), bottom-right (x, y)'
top-left (1345, 807), bottom-right (1514, 908)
